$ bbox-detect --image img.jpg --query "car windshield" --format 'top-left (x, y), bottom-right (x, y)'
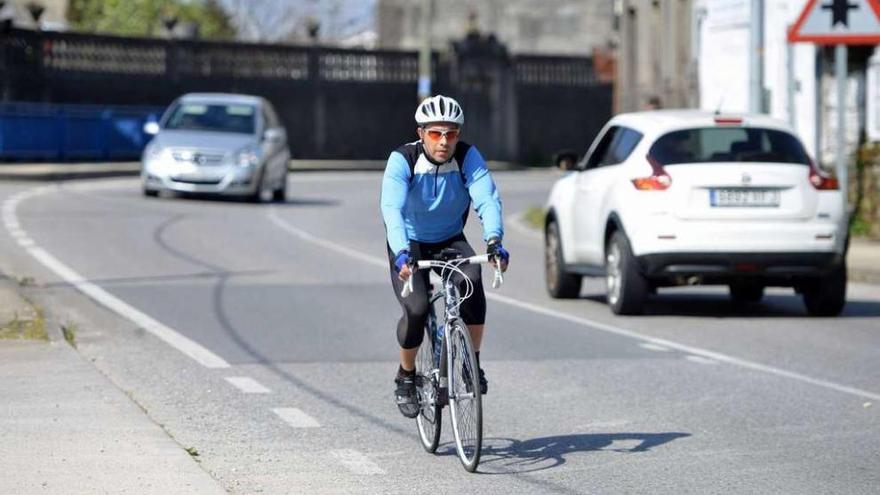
top-left (649, 127), bottom-right (810, 165)
top-left (164, 103), bottom-right (256, 134)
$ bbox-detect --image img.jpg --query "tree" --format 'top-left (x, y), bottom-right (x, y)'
top-left (68, 0), bottom-right (236, 40)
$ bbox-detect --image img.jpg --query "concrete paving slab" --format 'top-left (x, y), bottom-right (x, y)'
top-left (0, 340), bottom-right (226, 494)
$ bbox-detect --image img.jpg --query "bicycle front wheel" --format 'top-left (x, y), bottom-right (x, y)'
top-left (415, 325), bottom-right (441, 453)
top-left (448, 319), bottom-right (482, 472)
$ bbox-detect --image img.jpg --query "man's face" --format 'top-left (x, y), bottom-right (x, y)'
top-left (418, 123), bottom-right (460, 162)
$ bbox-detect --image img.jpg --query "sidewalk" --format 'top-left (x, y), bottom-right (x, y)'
top-left (0, 277), bottom-right (225, 494)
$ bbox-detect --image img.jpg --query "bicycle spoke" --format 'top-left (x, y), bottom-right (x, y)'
top-left (449, 322), bottom-right (482, 471)
top-left (416, 324), bottom-right (441, 453)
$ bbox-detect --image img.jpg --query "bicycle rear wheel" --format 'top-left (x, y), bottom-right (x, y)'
top-left (448, 319), bottom-right (482, 472)
top-left (415, 322), bottom-right (441, 453)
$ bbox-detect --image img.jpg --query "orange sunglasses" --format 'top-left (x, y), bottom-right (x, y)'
top-left (423, 128), bottom-right (460, 141)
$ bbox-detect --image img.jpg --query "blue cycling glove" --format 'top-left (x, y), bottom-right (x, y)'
top-left (394, 250), bottom-right (412, 272)
top-left (486, 238), bottom-right (509, 264)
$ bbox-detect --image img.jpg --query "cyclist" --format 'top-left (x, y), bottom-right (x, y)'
top-left (381, 94), bottom-right (510, 418)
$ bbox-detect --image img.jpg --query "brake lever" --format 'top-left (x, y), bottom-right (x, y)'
top-left (401, 274), bottom-right (413, 297)
top-left (492, 265), bottom-right (503, 289)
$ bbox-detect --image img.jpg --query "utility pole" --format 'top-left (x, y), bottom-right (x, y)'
top-left (417, 0), bottom-right (434, 102)
top-left (786, 25), bottom-right (795, 127)
top-left (835, 43), bottom-right (848, 218)
top-left (749, 0), bottom-right (764, 113)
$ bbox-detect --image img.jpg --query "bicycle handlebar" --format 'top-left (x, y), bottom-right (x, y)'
top-left (401, 254), bottom-right (503, 298)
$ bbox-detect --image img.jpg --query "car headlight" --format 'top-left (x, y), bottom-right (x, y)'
top-left (144, 142), bottom-right (163, 160)
top-left (236, 146), bottom-right (261, 167)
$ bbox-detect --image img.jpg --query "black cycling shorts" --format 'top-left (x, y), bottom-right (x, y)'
top-left (388, 233), bottom-right (486, 349)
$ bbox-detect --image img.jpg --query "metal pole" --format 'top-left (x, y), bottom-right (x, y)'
top-left (835, 43), bottom-right (848, 217)
top-left (417, 0), bottom-right (434, 102)
top-left (749, 0), bottom-right (764, 113)
top-left (786, 27), bottom-right (795, 127)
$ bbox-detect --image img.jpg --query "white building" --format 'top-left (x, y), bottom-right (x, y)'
top-left (696, 0), bottom-right (879, 165)
top-left (376, 0), bottom-right (614, 56)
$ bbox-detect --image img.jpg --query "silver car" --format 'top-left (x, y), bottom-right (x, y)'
top-left (141, 93), bottom-right (290, 201)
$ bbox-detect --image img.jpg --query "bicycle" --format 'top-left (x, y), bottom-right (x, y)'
top-left (400, 249), bottom-right (503, 472)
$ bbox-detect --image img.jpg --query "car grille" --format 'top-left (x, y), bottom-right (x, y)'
top-left (171, 176), bottom-right (223, 185)
top-left (171, 150), bottom-right (226, 166)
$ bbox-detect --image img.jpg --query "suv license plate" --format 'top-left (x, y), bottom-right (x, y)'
top-left (710, 188), bottom-right (780, 207)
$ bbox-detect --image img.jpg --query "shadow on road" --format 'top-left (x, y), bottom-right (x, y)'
top-left (435, 432), bottom-right (690, 474)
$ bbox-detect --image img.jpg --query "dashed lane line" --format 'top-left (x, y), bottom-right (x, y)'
top-left (272, 408), bottom-right (321, 428)
top-left (639, 342), bottom-right (672, 352)
top-left (225, 376), bottom-right (271, 394)
top-left (685, 355), bottom-right (719, 365)
top-left (330, 449), bottom-right (385, 475)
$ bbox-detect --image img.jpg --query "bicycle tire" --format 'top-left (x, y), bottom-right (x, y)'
top-left (415, 313), bottom-right (441, 453)
top-left (448, 319), bottom-right (482, 472)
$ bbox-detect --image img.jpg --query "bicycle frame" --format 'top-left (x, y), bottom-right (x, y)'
top-left (426, 274), bottom-right (462, 406)
top-left (404, 254), bottom-right (502, 407)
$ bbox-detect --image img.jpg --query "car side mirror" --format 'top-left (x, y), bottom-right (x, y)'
top-left (263, 128), bottom-right (284, 143)
top-left (143, 121), bottom-right (160, 135)
top-left (553, 149), bottom-right (579, 171)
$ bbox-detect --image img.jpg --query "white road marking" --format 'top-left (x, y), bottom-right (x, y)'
top-left (3, 190), bottom-right (230, 370)
top-left (639, 342), bottom-right (672, 352)
top-left (225, 376), bottom-right (271, 394)
top-left (272, 407), bottom-right (321, 428)
top-left (330, 449), bottom-right (385, 475)
top-left (267, 208), bottom-right (385, 268)
top-left (685, 355), bottom-right (718, 365)
top-left (266, 208), bottom-right (880, 402)
top-left (506, 212), bottom-right (542, 241)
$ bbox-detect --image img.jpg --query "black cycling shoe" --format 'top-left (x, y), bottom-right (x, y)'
top-left (463, 366), bottom-right (488, 395)
top-left (394, 373), bottom-right (420, 418)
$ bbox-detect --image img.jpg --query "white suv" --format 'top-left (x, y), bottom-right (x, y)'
top-left (544, 110), bottom-right (847, 316)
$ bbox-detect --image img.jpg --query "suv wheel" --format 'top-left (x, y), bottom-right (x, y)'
top-left (802, 262), bottom-right (847, 316)
top-left (729, 282), bottom-right (764, 304)
top-left (606, 231), bottom-right (647, 315)
top-left (545, 220), bottom-right (582, 298)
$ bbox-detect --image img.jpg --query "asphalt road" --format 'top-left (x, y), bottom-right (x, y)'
top-left (1, 171), bottom-right (878, 494)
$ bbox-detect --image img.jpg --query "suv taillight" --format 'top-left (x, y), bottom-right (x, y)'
top-left (632, 155), bottom-right (671, 191)
top-left (808, 159), bottom-right (839, 190)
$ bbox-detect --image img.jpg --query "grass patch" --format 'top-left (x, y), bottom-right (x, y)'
top-left (16, 276), bottom-right (36, 287)
top-left (523, 205), bottom-right (545, 230)
top-left (0, 304), bottom-right (47, 341)
top-left (185, 446), bottom-right (200, 458)
top-left (61, 322), bottom-right (78, 349)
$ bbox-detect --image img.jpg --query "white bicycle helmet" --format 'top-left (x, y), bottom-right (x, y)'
top-left (415, 95), bottom-right (464, 126)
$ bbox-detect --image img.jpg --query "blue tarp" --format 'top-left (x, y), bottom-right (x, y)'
top-left (0, 103), bottom-right (165, 161)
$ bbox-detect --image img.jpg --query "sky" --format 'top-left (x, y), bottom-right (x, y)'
top-left (217, 0), bottom-right (377, 44)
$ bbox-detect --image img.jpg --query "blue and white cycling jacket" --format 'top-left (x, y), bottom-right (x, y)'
top-left (381, 140), bottom-right (503, 256)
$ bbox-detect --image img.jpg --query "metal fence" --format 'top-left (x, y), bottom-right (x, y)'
top-left (1, 28), bottom-right (611, 162)
top-left (0, 102), bottom-right (162, 160)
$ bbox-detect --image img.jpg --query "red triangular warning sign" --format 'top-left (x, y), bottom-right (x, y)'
top-left (788, 0), bottom-right (880, 44)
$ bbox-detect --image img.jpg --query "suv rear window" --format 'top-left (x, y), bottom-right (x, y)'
top-left (649, 128), bottom-right (810, 165)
